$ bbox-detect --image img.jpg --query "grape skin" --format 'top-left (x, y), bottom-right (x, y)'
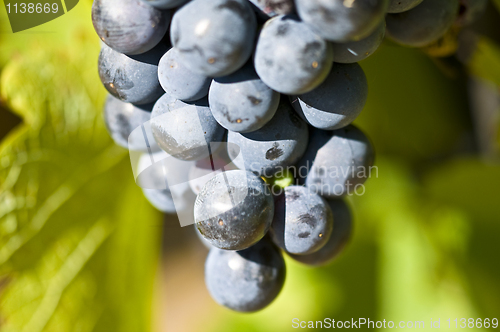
top-left (386, 0), bottom-right (460, 47)
top-left (158, 48), bottom-right (211, 102)
top-left (195, 224), bottom-right (213, 249)
top-left (170, 0), bottom-right (257, 77)
top-left (98, 43), bottom-right (167, 105)
top-left (150, 94), bottom-right (225, 161)
top-left (209, 63), bottom-right (280, 133)
top-left (269, 186), bottom-right (334, 255)
top-left (291, 63), bottom-right (368, 131)
top-left (331, 21), bottom-right (385, 64)
top-left (227, 100), bottom-right (309, 177)
top-left (387, 0), bottom-right (423, 14)
top-left (140, 0), bottom-right (190, 9)
top-left (296, 126), bottom-right (375, 198)
top-left (254, 15), bottom-right (333, 95)
top-left (290, 199), bottom-right (353, 266)
top-left (247, 0), bottom-right (295, 18)
top-left (295, 0), bottom-right (389, 42)
top-left (142, 187), bottom-right (176, 213)
top-left (188, 146), bottom-right (234, 195)
top-left (194, 170), bottom-right (274, 250)
top-left (103, 94), bottom-right (155, 151)
top-left (205, 238), bottom-right (286, 312)
top-left (92, 0), bottom-right (170, 55)
top-left (137, 152), bottom-right (195, 214)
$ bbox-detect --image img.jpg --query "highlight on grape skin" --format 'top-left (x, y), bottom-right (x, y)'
top-left (205, 238), bottom-right (286, 312)
top-left (170, 0), bottom-right (257, 77)
top-left (98, 43), bottom-right (167, 105)
top-left (194, 170), bottom-right (275, 251)
top-left (254, 14), bottom-right (334, 95)
top-left (92, 0), bottom-right (171, 55)
top-left (208, 62), bottom-right (280, 133)
top-left (150, 94), bottom-right (225, 161)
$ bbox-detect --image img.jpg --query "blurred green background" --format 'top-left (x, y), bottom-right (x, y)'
top-left (0, 1), bottom-right (499, 331)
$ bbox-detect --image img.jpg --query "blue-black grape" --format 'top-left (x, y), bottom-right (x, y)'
top-left (290, 63), bottom-right (368, 131)
top-left (170, 0), bottom-right (257, 77)
top-left (247, 0), bottom-right (294, 18)
top-left (205, 238), bottom-right (286, 312)
top-left (290, 199), bottom-right (353, 266)
top-left (98, 43), bottom-right (167, 105)
top-left (88, 0), bottom-right (407, 314)
top-left (270, 186), bottom-right (333, 255)
top-left (195, 170), bottom-right (274, 250)
top-left (92, 0), bottom-right (170, 55)
top-left (150, 94), bottom-right (225, 161)
top-left (142, 185), bottom-right (176, 213)
top-left (254, 15), bottom-right (333, 95)
top-left (296, 126), bottom-right (375, 198)
top-left (141, 0), bottom-right (189, 9)
top-left (103, 94), bottom-right (158, 151)
top-left (209, 63), bottom-right (280, 133)
top-left (158, 48), bottom-right (211, 102)
top-left (137, 151), bottom-right (196, 213)
top-left (387, 0), bottom-right (423, 13)
top-left (386, 0), bottom-right (459, 47)
top-left (295, 0), bottom-right (388, 42)
top-left (227, 100), bottom-right (309, 177)
top-left (331, 21), bottom-right (385, 64)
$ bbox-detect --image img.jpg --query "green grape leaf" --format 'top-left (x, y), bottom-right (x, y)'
top-left (355, 159), bottom-right (478, 322)
top-left (422, 158), bottom-right (500, 317)
top-left (0, 2), bottom-right (162, 332)
top-left (466, 36), bottom-right (500, 88)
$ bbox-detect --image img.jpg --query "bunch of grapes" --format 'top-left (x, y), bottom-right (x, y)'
top-left (93, 0), bottom-right (487, 312)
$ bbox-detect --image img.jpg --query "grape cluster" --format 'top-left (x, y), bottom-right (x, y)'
top-left (93, 0), bottom-right (486, 312)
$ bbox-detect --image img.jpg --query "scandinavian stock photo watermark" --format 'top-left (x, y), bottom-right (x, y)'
top-left (292, 318), bottom-right (499, 329)
top-left (3, 0), bottom-right (80, 32)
